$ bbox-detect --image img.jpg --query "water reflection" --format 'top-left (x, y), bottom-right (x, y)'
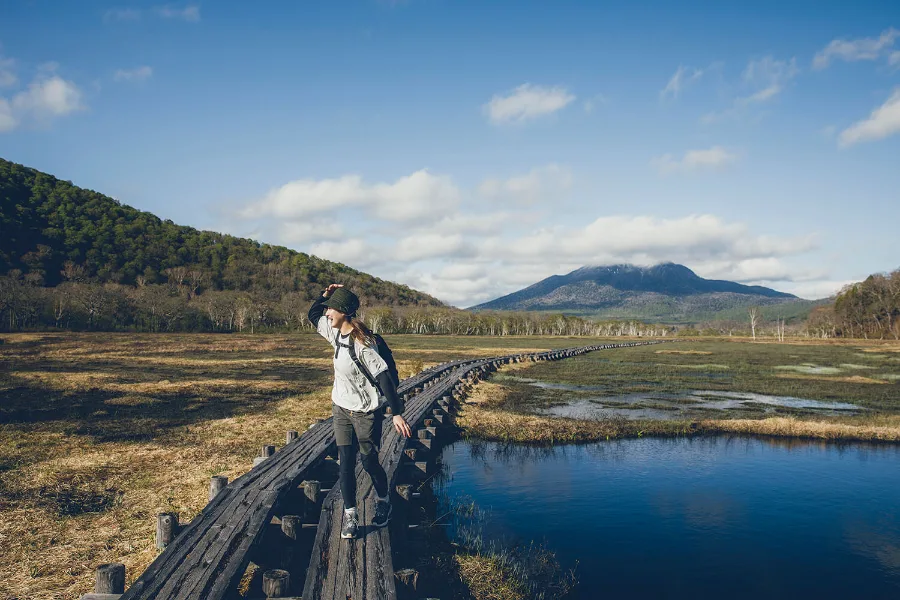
top-left (530, 388), bottom-right (862, 421)
top-left (438, 437), bottom-right (900, 598)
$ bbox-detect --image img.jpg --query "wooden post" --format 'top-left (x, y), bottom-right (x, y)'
top-left (95, 563), bottom-right (125, 594)
top-left (261, 445), bottom-right (276, 458)
top-left (281, 515), bottom-right (300, 541)
top-left (156, 513), bottom-right (178, 549)
top-left (262, 569), bottom-right (290, 597)
top-left (302, 480), bottom-right (321, 503)
top-left (286, 430), bottom-right (299, 444)
top-left (209, 475), bottom-right (228, 502)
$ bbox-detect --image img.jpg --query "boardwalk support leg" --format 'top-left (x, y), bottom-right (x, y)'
top-left (209, 475), bottom-right (228, 502)
top-left (262, 569), bottom-right (290, 597)
top-left (156, 512), bottom-right (178, 550)
top-left (95, 562), bottom-right (125, 594)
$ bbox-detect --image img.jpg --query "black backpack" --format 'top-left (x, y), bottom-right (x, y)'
top-left (338, 333), bottom-right (401, 395)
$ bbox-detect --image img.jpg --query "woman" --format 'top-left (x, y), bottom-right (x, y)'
top-left (308, 284), bottom-right (411, 539)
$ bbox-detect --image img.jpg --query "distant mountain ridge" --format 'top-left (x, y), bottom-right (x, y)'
top-left (472, 263), bottom-right (811, 323)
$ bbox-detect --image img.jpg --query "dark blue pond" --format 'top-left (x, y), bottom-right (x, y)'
top-left (437, 437), bottom-right (900, 599)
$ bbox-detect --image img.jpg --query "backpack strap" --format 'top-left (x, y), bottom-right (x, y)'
top-left (346, 338), bottom-right (382, 395)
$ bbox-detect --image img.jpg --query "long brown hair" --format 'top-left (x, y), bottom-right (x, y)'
top-left (346, 316), bottom-right (375, 347)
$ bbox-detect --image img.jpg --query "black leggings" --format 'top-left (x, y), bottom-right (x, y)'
top-left (338, 443), bottom-right (388, 510)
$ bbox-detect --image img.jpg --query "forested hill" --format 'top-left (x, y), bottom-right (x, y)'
top-left (0, 157), bottom-right (442, 307)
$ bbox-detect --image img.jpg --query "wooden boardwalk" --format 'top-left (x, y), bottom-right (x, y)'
top-left (91, 341), bottom-right (665, 600)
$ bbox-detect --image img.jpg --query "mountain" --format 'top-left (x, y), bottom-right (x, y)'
top-left (0, 157), bottom-right (443, 307)
top-left (471, 263), bottom-right (816, 323)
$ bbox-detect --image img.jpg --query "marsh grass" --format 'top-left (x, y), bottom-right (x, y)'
top-left (458, 373), bottom-right (900, 444)
top-left (418, 493), bottom-right (576, 600)
top-left (501, 339), bottom-right (900, 411)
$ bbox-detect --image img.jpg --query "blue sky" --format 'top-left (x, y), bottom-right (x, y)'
top-left (2, 1), bottom-right (899, 307)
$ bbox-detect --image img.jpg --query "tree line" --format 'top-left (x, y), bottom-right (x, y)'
top-left (805, 269), bottom-right (900, 339)
top-left (0, 270), bottom-right (676, 337)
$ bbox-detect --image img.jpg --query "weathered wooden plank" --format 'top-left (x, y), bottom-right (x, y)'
top-left (123, 420), bottom-right (334, 599)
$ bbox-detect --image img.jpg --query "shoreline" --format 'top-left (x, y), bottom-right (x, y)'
top-left (457, 383), bottom-right (900, 445)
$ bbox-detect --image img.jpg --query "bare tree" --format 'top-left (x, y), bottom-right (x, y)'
top-left (61, 261), bottom-right (86, 283)
top-left (164, 266), bottom-right (188, 289)
top-left (775, 317), bottom-right (786, 342)
top-left (748, 306), bottom-right (760, 340)
top-left (187, 269), bottom-right (205, 299)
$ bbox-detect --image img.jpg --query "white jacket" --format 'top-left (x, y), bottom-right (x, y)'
top-left (316, 316), bottom-right (388, 412)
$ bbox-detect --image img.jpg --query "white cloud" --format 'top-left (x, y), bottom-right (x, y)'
top-left (0, 98), bottom-right (15, 132)
top-left (778, 279), bottom-right (855, 300)
top-left (483, 83), bottom-right (575, 124)
top-left (0, 56), bottom-right (17, 88)
top-left (891, 51), bottom-right (900, 67)
top-left (276, 220), bottom-right (345, 245)
top-left (155, 4), bottom-right (201, 21)
top-left (309, 239), bottom-right (374, 269)
top-left (229, 169), bottom-right (821, 307)
top-left (813, 28), bottom-right (899, 69)
top-left (241, 169), bottom-right (461, 223)
top-left (661, 65), bottom-right (704, 100)
top-left (652, 146), bottom-right (738, 175)
top-left (12, 75), bottom-right (83, 118)
top-left (839, 88), bottom-right (900, 146)
top-left (473, 215), bottom-right (816, 267)
top-left (1, 72), bottom-right (85, 132)
top-left (104, 7), bottom-right (142, 22)
top-left (395, 233), bottom-right (472, 262)
top-left (703, 57), bottom-right (797, 123)
top-left (740, 56), bottom-right (798, 102)
top-left (478, 164), bottom-right (573, 205)
top-left (114, 66), bottom-right (153, 82)
top-left (695, 258), bottom-right (808, 283)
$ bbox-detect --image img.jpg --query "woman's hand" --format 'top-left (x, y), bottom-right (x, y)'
top-left (393, 415), bottom-right (412, 438)
top-left (323, 283), bottom-right (343, 298)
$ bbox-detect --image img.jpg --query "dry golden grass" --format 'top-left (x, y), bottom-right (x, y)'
top-left (0, 332), bottom-right (375, 600)
top-left (702, 415), bottom-right (900, 442)
top-left (454, 554), bottom-right (526, 600)
top-left (774, 373), bottom-right (889, 385)
top-left (0, 331), bottom-right (589, 599)
top-left (859, 346), bottom-right (900, 353)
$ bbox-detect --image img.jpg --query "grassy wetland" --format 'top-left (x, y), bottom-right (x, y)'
top-left (1, 333), bottom-right (899, 599)
top-left (458, 338), bottom-right (900, 445)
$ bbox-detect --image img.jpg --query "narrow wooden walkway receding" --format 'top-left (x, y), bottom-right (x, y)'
top-left (105, 341), bottom-right (666, 600)
top-left (302, 362), bottom-right (476, 600)
top-left (118, 354), bottom-right (492, 600)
